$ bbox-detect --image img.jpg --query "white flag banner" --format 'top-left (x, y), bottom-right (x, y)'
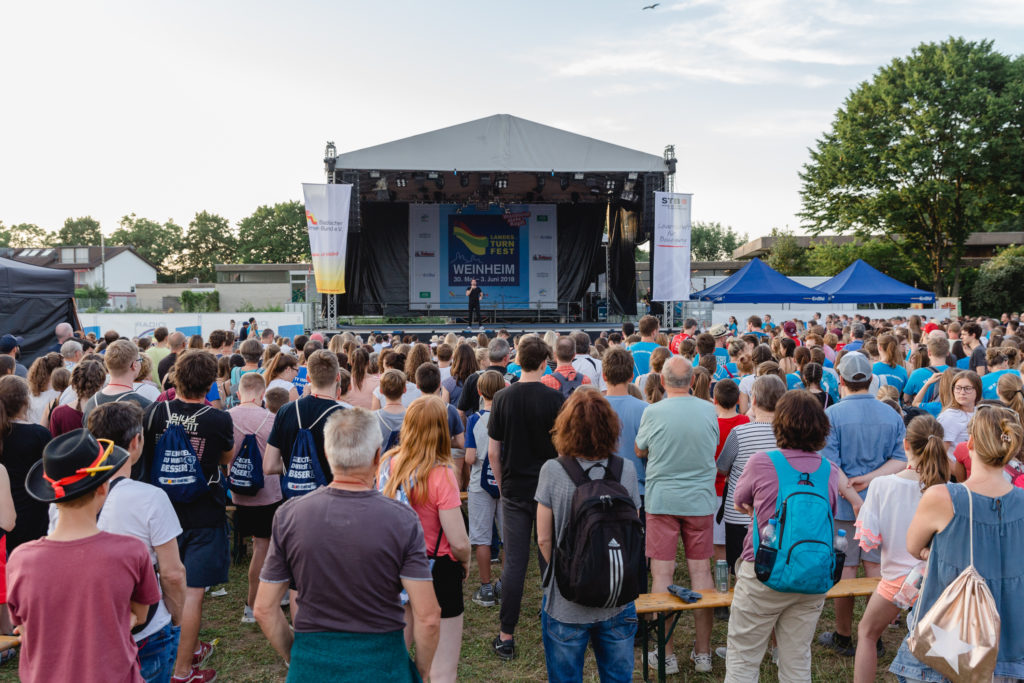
top-left (301, 183), bottom-right (352, 294)
top-left (652, 192), bottom-right (693, 301)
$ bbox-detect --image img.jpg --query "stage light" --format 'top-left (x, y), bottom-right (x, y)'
top-left (495, 175), bottom-right (509, 189)
top-left (369, 170), bottom-right (381, 179)
top-left (627, 172), bottom-right (638, 181)
top-left (605, 179), bottom-right (617, 191)
top-left (395, 175), bottom-right (408, 188)
top-left (427, 171), bottom-right (439, 179)
top-left (460, 174), bottom-right (470, 188)
top-left (479, 174), bottom-right (492, 187)
top-left (620, 190), bottom-right (637, 202)
top-left (535, 175), bottom-right (546, 190)
top-left (573, 172), bottom-right (585, 181)
top-left (434, 175), bottom-right (444, 189)
top-left (560, 176), bottom-right (570, 191)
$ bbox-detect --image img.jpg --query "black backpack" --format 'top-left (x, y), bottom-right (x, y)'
top-left (551, 371), bottom-right (584, 398)
top-left (544, 456), bottom-right (645, 608)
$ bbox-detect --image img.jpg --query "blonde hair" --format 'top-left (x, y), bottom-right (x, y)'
top-left (970, 405), bottom-right (1024, 468)
top-left (644, 373), bottom-right (663, 403)
top-left (943, 370), bottom-right (981, 412)
top-left (904, 415), bottom-right (951, 489)
top-left (380, 395), bottom-right (453, 504)
top-left (691, 367), bottom-right (711, 401)
top-left (997, 373), bottom-right (1024, 425)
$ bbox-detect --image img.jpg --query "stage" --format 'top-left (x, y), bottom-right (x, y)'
top-left (313, 322), bottom-right (630, 342)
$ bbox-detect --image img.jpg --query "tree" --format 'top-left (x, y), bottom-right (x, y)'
top-left (179, 211), bottom-right (237, 282)
top-left (109, 214), bottom-right (184, 279)
top-left (766, 228), bottom-right (807, 275)
top-left (56, 216), bottom-right (102, 246)
top-left (969, 245), bottom-right (1024, 316)
top-left (690, 221), bottom-right (746, 261)
top-left (236, 201), bottom-right (310, 264)
top-left (805, 238), bottom-right (929, 286)
top-left (0, 222), bottom-right (53, 248)
top-left (800, 37), bottom-right (1024, 297)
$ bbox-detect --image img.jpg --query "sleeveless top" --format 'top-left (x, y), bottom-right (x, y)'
top-left (889, 483), bottom-right (1024, 681)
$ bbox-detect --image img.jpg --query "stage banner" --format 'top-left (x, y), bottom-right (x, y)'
top-left (301, 183), bottom-right (352, 294)
top-left (652, 192), bottom-right (693, 301)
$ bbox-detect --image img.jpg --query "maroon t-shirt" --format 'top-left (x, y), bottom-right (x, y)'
top-left (49, 404), bottom-right (84, 437)
top-left (8, 532), bottom-right (160, 683)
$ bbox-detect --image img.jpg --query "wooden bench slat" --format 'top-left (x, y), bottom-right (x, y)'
top-left (0, 635), bottom-right (20, 652)
top-left (635, 577), bottom-right (879, 614)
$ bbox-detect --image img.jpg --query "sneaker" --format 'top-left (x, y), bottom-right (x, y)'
top-left (472, 584), bottom-right (496, 607)
top-left (493, 579), bottom-right (502, 602)
top-left (646, 651), bottom-right (680, 675)
top-left (817, 631), bottom-right (855, 657)
top-left (280, 594), bottom-right (290, 607)
top-left (241, 605), bottom-right (255, 624)
top-left (208, 587), bottom-right (228, 597)
top-left (492, 635), bottom-right (516, 661)
top-left (771, 646), bottom-right (779, 665)
top-left (691, 649), bottom-right (713, 673)
top-left (192, 640), bottom-right (217, 668)
top-left (171, 667), bottom-right (217, 683)
top-left (715, 646), bottom-right (727, 660)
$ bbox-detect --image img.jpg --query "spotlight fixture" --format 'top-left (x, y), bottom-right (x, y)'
top-left (427, 171), bottom-right (439, 179)
top-left (627, 172), bottom-right (638, 181)
top-left (460, 173), bottom-right (470, 188)
top-left (605, 178), bottom-right (617, 191)
top-left (369, 170), bottom-right (381, 179)
top-left (434, 175), bottom-right (445, 189)
top-left (478, 174), bottom-right (492, 187)
top-left (395, 176), bottom-right (408, 188)
top-left (535, 175), bottom-right (546, 191)
top-left (495, 175), bottom-right (509, 190)
top-left (559, 176), bottom-right (570, 191)
top-left (573, 172), bottom-right (585, 181)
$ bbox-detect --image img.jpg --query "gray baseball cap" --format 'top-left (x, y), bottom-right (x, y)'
top-left (837, 351), bottom-right (872, 382)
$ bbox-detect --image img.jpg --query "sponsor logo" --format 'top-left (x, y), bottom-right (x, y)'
top-left (539, 288), bottom-right (548, 296)
top-left (660, 196), bottom-right (688, 206)
top-left (418, 232), bottom-right (432, 239)
top-left (420, 214), bottom-right (429, 222)
top-left (419, 291), bottom-right (431, 299)
top-left (414, 251), bottom-right (435, 257)
top-left (538, 233), bottom-right (552, 239)
top-left (452, 222), bottom-right (489, 255)
top-left (305, 210), bottom-right (318, 225)
top-left (532, 254), bottom-right (552, 261)
top-left (537, 215), bottom-right (549, 222)
top-left (536, 272), bottom-right (551, 279)
top-left (503, 211), bottom-right (531, 227)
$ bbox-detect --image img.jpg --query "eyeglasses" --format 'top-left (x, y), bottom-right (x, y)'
top-left (954, 385), bottom-right (976, 393)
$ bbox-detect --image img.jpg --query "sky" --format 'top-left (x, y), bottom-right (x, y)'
top-left (3, 0), bottom-right (1024, 243)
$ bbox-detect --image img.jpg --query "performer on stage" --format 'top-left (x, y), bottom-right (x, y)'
top-left (466, 279), bottom-right (484, 327)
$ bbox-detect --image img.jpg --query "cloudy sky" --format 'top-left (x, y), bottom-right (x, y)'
top-left (3, 0), bottom-right (1023, 242)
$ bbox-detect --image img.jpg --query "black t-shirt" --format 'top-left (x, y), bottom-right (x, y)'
top-left (267, 396), bottom-right (344, 481)
top-left (141, 399), bottom-right (234, 529)
top-left (82, 390), bottom-right (152, 426)
top-left (969, 345), bottom-right (987, 373)
top-left (457, 365), bottom-right (508, 415)
top-left (487, 380), bottom-right (564, 502)
top-left (467, 286), bottom-right (482, 305)
top-left (158, 352), bottom-right (178, 387)
top-left (2, 423), bottom-right (52, 551)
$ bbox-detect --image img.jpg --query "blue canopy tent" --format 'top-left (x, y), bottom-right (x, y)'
top-left (690, 258), bottom-right (828, 303)
top-left (814, 260), bottom-right (935, 304)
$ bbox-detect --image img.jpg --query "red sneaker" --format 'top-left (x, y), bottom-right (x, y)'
top-left (191, 639), bottom-right (217, 668)
top-left (171, 667), bottom-right (217, 683)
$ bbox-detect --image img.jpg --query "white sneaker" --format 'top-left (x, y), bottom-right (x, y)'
top-left (209, 587), bottom-right (228, 597)
top-left (241, 605), bottom-right (255, 624)
top-left (715, 646), bottom-right (728, 660)
top-left (771, 646), bottom-right (779, 665)
top-left (646, 651), bottom-right (679, 675)
top-left (691, 650), bottom-right (713, 673)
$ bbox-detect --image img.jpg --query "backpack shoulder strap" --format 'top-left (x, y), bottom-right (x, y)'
top-left (603, 454), bottom-right (623, 482)
top-left (556, 456), bottom-right (588, 488)
top-left (308, 403), bottom-right (342, 430)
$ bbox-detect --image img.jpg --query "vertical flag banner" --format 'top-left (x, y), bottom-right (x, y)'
top-left (652, 192), bottom-right (693, 301)
top-left (301, 183), bottom-right (352, 294)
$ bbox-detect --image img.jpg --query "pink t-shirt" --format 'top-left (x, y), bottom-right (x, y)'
top-left (344, 373), bottom-right (380, 409)
top-left (8, 532), bottom-right (161, 683)
top-left (409, 465), bottom-right (462, 561)
top-left (228, 404), bottom-right (283, 506)
top-left (733, 448), bottom-right (840, 562)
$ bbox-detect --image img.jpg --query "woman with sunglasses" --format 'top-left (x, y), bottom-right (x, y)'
top-left (890, 404), bottom-right (1024, 682)
top-left (937, 371), bottom-right (981, 454)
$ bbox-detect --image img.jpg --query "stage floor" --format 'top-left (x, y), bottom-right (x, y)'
top-left (313, 322), bottom-right (622, 341)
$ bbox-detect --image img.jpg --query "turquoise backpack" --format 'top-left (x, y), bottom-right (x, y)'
top-left (752, 450), bottom-right (840, 594)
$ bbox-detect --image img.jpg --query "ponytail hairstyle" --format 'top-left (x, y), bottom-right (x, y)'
top-left (736, 353), bottom-right (754, 376)
top-left (905, 414), bottom-right (951, 489)
top-left (793, 346), bottom-right (811, 371)
top-left (350, 347), bottom-right (370, 390)
top-left (969, 404), bottom-right (1024, 469)
top-left (878, 334), bottom-right (903, 369)
top-left (262, 351), bottom-right (298, 383)
top-left (0, 375), bottom-right (31, 457)
top-left (997, 373), bottom-right (1024, 425)
top-left (907, 349), bottom-right (925, 372)
top-left (986, 346), bottom-right (1008, 370)
top-left (801, 362), bottom-right (824, 392)
top-left (644, 373), bottom-right (664, 404)
top-left (1003, 345), bottom-right (1020, 370)
top-left (691, 367), bottom-right (712, 401)
top-left (728, 339), bottom-right (746, 360)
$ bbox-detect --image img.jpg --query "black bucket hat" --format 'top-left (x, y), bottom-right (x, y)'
top-left (26, 429), bottom-right (129, 503)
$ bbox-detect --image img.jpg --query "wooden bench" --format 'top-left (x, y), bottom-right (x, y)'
top-left (637, 577), bottom-right (880, 682)
top-left (0, 635), bottom-right (19, 662)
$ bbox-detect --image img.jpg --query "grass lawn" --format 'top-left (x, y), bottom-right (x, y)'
top-left (0, 538), bottom-right (903, 682)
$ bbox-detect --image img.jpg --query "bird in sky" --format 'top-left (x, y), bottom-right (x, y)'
top-left (642, 3), bottom-right (660, 9)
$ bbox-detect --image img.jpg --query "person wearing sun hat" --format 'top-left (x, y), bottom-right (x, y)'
top-left (7, 429), bottom-right (161, 683)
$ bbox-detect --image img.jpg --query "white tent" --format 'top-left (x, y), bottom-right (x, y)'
top-left (332, 114), bottom-right (666, 173)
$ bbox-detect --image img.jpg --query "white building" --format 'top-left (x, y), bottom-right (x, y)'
top-left (6, 246), bottom-right (158, 309)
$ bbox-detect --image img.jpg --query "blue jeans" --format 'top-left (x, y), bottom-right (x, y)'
top-left (137, 623), bottom-right (180, 683)
top-left (541, 603), bottom-right (637, 683)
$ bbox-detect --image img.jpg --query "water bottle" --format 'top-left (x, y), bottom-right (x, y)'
top-left (834, 528), bottom-right (848, 553)
top-left (754, 519), bottom-right (778, 581)
top-left (831, 529), bottom-right (848, 584)
top-left (893, 563), bottom-right (926, 609)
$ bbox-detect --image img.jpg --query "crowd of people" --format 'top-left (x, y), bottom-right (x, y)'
top-left (0, 310), bottom-right (1022, 682)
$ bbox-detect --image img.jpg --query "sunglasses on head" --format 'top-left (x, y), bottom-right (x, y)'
top-left (974, 403), bottom-right (1020, 421)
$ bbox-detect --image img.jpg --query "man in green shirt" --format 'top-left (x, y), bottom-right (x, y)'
top-left (635, 356), bottom-right (719, 674)
top-left (145, 326), bottom-right (172, 384)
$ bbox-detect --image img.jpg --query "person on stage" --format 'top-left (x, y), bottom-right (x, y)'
top-left (466, 279), bottom-right (484, 328)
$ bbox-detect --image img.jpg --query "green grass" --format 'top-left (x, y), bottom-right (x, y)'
top-left (0, 541), bottom-right (903, 682)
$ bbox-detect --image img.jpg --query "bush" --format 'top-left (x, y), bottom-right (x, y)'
top-left (969, 246), bottom-right (1024, 316)
top-left (179, 290), bottom-right (220, 312)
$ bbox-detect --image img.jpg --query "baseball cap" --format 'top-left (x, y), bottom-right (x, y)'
top-left (837, 351), bottom-right (872, 382)
top-left (0, 334), bottom-right (24, 353)
top-left (782, 321), bottom-right (797, 336)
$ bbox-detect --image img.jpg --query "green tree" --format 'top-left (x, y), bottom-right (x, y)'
top-left (969, 245), bottom-right (1024, 316)
top-left (690, 221), bottom-right (746, 261)
top-left (236, 201), bottom-right (309, 264)
top-left (109, 214), bottom-right (184, 279)
top-left (766, 228), bottom-right (807, 275)
top-left (179, 211), bottom-right (237, 282)
top-left (0, 222), bottom-right (53, 248)
top-left (56, 216), bottom-right (102, 246)
top-left (799, 37), bottom-right (1024, 297)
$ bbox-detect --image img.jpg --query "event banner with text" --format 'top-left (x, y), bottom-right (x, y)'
top-left (301, 183), bottom-right (352, 294)
top-left (409, 204), bottom-right (557, 310)
top-left (652, 192), bottom-right (693, 302)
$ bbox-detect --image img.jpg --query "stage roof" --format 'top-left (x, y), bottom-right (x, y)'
top-left (690, 257), bottom-right (828, 304)
top-left (814, 259), bottom-right (936, 303)
top-left (333, 114), bottom-right (666, 173)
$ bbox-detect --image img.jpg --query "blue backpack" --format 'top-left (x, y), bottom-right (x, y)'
top-left (378, 412), bottom-right (401, 453)
top-left (227, 412), bottom-right (272, 495)
top-left (149, 402), bottom-right (216, 504)
top-left (752, 450), bottom-right (840, 594)
top-left (282, 402), bottom-right (341, 499)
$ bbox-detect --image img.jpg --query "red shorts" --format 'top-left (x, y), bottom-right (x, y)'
top-left (645, 512), bottom-right (713, 561)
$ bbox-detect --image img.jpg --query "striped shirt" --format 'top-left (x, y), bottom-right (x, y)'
top-left (716, 421), bottom-right (777, 526)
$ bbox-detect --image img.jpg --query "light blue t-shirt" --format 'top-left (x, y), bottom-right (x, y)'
top-left (904, 365), bottom-right (948, 401)
top-left (872, 362), bottom-right (908, 393)
top-left (605, 394), bottom-right (648, 496)
top-left (982, 369), bottom-right (1020, 400)
top-left (629, 341), bottom-right (661, 379)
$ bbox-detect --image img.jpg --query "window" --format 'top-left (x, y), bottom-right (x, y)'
top-left (75, 247), bottom-right (89, 264)
top-left (61, 248), bottom-right (75, 264)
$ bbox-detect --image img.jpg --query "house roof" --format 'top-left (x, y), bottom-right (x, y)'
top-left (4, 246), bottom-right (159, 271)
top-left (333, 114), bottom-right (667, 173)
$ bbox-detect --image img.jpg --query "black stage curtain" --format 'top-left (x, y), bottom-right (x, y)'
top-left (608, 200), bottom-right (640, 316)
top-left (557, 203), bottom-right (606, 304)
top-left (0, 297), bottom-right (77, 366)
